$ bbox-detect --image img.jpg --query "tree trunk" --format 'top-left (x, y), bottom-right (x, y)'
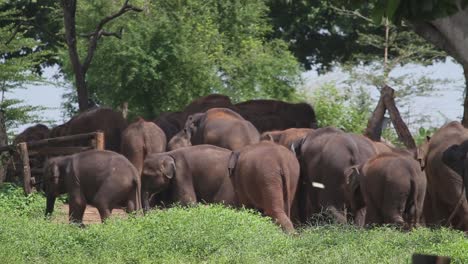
top-left (61, 0), bottom-right (89, 112)
top-left (461, 64), bottom-right (468, 127)
top-left (0, 110), bottom-right (7, 183)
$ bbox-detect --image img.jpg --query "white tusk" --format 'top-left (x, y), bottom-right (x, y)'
top-left (312, 182), bottom-right (325, 189)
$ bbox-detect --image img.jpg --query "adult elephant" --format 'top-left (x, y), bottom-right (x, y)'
top-left (422, 121), bottom-right (468, 231)
top-left (121, 118), bottom-right (167, 175)
top-left (182, 108), bottom-right (259, 151)
top-left (13, 124), bottom-right (50, 144)
top-left (260, 128), bottom-right (313, 148)
top-left (346, 151), bottom-right (426, 228)
top-left (5, 124), bottom-right (51, 183)
top-left (43, 150), bottom-right (141, 225)
top-left (141, 145), bottom-right (235, 211)
top-left (50, 107), bottom-right (127, 153)
top-left (235, 99), bottom-right (317, 133)
top-left (292, 127), bottom-right (378, 224)
top-left (153, 111), bottom-right (185, 142)
top-left (228, 141), bottom-right (300, 233)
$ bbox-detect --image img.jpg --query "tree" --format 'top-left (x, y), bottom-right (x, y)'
top-left (0, 6), bottom-right (50, 138)
top-left (60, 0), bottom-right (302, 118)
top-left (338, 0), bottom-right (468, 126)
top-left (60, 0), bottom-right (142, 112)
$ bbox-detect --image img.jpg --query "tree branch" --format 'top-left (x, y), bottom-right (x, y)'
top-left (410, 21), bottom-right (464, 64)
top-left (82, 0), bottom-right (142, 72)
top-left (5, 22), bottom-right (23, 45)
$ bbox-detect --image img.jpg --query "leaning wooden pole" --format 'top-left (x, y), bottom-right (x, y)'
top-left (93, 132), bottom-right (105, 150)
top-left (17, 142), bottom-right (32, 195)
top-left (382, 85), bottom-right (416, 149)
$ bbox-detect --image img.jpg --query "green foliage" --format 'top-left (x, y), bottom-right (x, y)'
top-left (59, 0), bottom-right (301, 118)
top-left (0, 192), bottom-right (466, 263)
top-left (307, 83), bottom-right (371, 133)
top-left (0, 183), bottom-right (48, 218)
top-left (0, 6), bottom-right (53, 134)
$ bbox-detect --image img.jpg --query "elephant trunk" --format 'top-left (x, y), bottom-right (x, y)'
top-left (45, 193), bottom-right (56, 217)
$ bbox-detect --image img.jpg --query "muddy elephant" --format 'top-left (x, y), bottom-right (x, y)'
top-left (141, 145), bottom-right (235, 211)
top-left (181, 108), bottom-right (259, 151)
top-left (346, 152), bottom-right (426, 228)
top-left (421, 121), bottom-right (468, 231)
top-left (228, 141), bottom-right (300, 233)
top-left (121, 118), bottom-right (167, 175)
top-left (43, 150), bottom-right (141, 225)
top-left (235, 99), bottom-right (317, 132)
top-left (442, 140), bottom-right (468, 201)
top-left (292, 127), bottom-right (378, 224)
top-left (260, 128), bottom-right (313, 148)
top-left (49, 107), bottom-right (127, 153)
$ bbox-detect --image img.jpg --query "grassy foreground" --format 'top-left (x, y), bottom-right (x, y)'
top-left (0, 184), bottom-right (466, 263)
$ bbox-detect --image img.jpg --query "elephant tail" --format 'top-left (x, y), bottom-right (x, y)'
top-left (404, 177), bottom-right (417, 226)
top-left (280, 167), bottom-right (290, 217)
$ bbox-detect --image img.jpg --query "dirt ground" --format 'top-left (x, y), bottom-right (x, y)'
top-left (57, 204), bottom-right (127, 224)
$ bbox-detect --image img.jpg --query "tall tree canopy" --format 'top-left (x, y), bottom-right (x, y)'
top-left (60, 0), bottom-right (301, 118)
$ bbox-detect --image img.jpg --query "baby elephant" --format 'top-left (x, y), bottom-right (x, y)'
top-left (141, 145), bottom-right (236, 211)
top-left (43, 150), bottom-right (141, 225)
top-left (346, 152), bottom-right (426, 228)
top-left (229, 141), bottom-right (300, 233)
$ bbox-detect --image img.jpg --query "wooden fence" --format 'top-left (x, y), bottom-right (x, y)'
top-left (0, 131), bottom-right (104, 195)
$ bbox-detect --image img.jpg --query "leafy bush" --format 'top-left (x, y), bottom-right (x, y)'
top-left (308, 83), bottom-right (372, 133)
top-left (0, 183), bottom-right (48, 218)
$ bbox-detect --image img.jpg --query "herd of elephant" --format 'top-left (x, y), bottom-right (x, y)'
top-left (10, 94), bottom-right (468, 233)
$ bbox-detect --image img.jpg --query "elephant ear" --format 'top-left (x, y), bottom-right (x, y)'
top-left (163, 156), bottom-right (176, 179)
top-left (290, 137), bottom-right (305, 157)
top-left (442, 144), bottom-right (465, 175)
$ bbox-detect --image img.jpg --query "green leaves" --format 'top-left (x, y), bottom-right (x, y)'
top-left (61, 0), bottom-right (301, 118)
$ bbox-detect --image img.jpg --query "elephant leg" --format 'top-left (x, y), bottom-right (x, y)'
top-left (265, 208), bottom-right (295, 234)
top-left (364, 198), bottom-right (381, 227)
top-left (354, 207), bottom-right (366, 227)
top-left (68, 194), bottom-right (86, 226)
top-left (92, 184), bottom-right (118, 222)
top-left (261, 183), bottom-right (295, 233)
top-left (382, 188), bottom-right (406, 227)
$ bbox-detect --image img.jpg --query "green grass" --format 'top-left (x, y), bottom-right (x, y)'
top-left (0, 185), bottom-right (466, 263)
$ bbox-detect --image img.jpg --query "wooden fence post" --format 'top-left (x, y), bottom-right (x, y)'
top-left (93, 132), bottom-right (105, 150)
top-left (17, 142), bottom-right (32, 195)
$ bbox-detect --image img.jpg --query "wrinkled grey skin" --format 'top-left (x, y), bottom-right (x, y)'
top-left (292, 127), bottom-right (377, 225)
top-left (141, 145), bottom-right (235, 211)
top-left (423, 121), bottom-right (468, 231)
top-left (228, 141), bottom-right (300, 233)
top-left (43, 150), bottom-right (141, 225)
top-left (347, 152), bottom-right (426, 228)
top-left (172, 108), bottom-right (260, 151)
top-left (121, 118), bottom-right (167, 175)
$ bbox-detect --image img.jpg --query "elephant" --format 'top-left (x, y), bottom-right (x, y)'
top-left (235, 99), bottom-right (317, 132)
top-left (5, 124), bottom-right (51, 184)
top-left (141, 144), bottom-right (235, 211)
top-left (292, 127), bottom-right (378, 224)
top-left (50, 107), bottom-right (127, 153)
top-left (182, 108), bottom-right (260, 151)
top-left (43, 150), bottom-right (141, 225)
top-left (346, 151), bottom-right (426, 228)
top-left (260, 128), bottom-right (313, 148)
top-left (13, 124), bottom-right (50, 144)
top-left (442, 140), bottom-right (468, 201)
top-left (167, 129), bottom-right (191, 151)
top-left (421, 121), bottom-right (468, 231)
top-left (228, 141), bottom-right (300, 233)
top-left (121, 118), bottom-right (167, 175)
top-left (153, 111), bottom-right (186, 142)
